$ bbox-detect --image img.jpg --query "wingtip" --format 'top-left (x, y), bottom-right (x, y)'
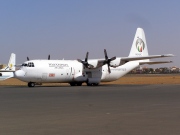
top-left (161, 54), bottom-right (175, 57)
top-left (167, 54), bottom-right (175, 57)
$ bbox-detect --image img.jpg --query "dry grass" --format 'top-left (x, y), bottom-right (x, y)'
top-left (103, 74), bottom-right (180, 85)
top-left (0, 74), bottom-right (180, 86)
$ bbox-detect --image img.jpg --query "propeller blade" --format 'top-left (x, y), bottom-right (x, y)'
top-left (108, 65), bottom-right (111, 73)
top-left (77, 52), bottom-right (94, 69)
top-left (85, 52), bottom-right (89, 62)
top-left (77, 59), bottom-right (83, 63)
top-left (110, 56), bottom-right (116, 61)
top-left (48, 55), bottom-right (50, 60)
top-left (103, 49), bottom-right (116, 73)
top-left (104, 49), bottom-right (108, 60)
top-left (27, 57), bottom-right (29, 61)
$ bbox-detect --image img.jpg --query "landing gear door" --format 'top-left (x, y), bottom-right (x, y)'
top-left (86, 71), bottom-right (102, 84)
top-left (86, 72), bottom-right (92, 78)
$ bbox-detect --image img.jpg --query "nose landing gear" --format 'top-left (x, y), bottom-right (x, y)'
top-left (28, 82), bottom-right (35, 87)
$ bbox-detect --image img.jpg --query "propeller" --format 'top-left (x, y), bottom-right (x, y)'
top-left (103, 49), bottom-right (116, 73)
top-left (77, 52), bottom-right (94, 68)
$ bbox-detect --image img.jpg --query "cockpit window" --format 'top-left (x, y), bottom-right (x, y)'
top-left (22, 63), bottom-right (28, 67)
top-left (22, 63), bottom-right (34, 67)
top-left (28, 62), bottom-right (34, 67)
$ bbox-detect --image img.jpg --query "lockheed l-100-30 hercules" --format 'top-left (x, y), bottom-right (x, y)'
top-left (0, 28), bottom-right (174, 87)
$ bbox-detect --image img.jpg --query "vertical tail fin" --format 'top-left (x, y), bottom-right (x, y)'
top-left (129, 28), bottom-right (149, 57)
top-left (8, 53), bottom-right (16, 70)
top-left (1, 53), bottom-right (16, 71)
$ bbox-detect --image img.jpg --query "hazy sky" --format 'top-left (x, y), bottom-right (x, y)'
top-left (0, 0), bottom-right (179, 67)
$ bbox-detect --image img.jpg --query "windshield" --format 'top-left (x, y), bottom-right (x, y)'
top-left (21, 63), bottom-right (28, 67)
top-left (21, 62), bottom-right (34, 67)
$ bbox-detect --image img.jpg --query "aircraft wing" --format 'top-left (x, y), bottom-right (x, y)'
top-left (139, 61), bottom-right (172, 65)
top-left (96, 60), bottom-right (105, 67)
top-left (121, 54), bottom-right (174, 61)
top-left (84, 54), bottom-right (174, 69)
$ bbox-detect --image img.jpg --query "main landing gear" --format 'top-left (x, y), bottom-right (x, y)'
top-left (86, 83), bottom-right (99, 86)
top-left (69, 82), bottom-right (99, 86)
top-left (69, 82), bottom-right (82, 86)
top-left (28, 82), bottom-right (35, 87)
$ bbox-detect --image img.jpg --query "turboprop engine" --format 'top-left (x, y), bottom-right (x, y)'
top-left (77, 49), bottom-right (116, 73)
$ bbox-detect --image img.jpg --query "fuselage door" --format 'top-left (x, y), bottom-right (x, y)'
top-left (66, 67), bottom-right (75, 81)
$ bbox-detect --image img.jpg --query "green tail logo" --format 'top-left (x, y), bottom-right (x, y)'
top-left (136, 38), bottom-right (145, 52)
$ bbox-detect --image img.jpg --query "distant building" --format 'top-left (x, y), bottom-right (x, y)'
top-left (170, 66), bottom-right (180, 73)
top-left (0, 64), bottom-right (7, 69)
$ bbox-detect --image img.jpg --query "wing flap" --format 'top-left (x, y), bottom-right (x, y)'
top-left (139, 61), bottom-right (172, 65)
top-left (121, 54), bottom-right (174, 61)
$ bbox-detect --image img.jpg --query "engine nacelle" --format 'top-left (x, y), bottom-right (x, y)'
top-left (109, 58), bottom-right (122, 67)
top-left (87, 60), bottom-right (99, 68)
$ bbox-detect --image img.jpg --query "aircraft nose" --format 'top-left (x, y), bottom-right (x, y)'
top-left (15, 70), bottom-right (25, 78)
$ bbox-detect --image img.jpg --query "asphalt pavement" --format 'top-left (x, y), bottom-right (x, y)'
top-left (0, 84), bottom-right (180, 135)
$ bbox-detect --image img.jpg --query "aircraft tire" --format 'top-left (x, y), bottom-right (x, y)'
top-left (87, 83), bottom-right (92, 86)
top-left (87, 83), bottom-right (99, 86)
top-left (93, 83), bottom-right (99, 86)
top-left (70, 82), bottom-right (76, 86)
top-left (28, 82), bottom-right (35, 87)
top-left (77, 82), bottom-right (82, 86)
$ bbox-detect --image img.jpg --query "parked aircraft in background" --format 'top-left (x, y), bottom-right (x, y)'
top-left (0, 28), bottom-right (173, 87)
top-left (0, 53), bottom-right (15, 81)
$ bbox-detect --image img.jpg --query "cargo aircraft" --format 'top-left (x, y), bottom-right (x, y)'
top-left (0, 28), bottom-right (174, 87)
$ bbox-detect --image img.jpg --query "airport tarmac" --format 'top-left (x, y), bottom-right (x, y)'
top-left (0, 84), bottom-right (180, 135)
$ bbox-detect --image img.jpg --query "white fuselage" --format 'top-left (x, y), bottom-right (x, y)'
top-left (14, 59), bottom-right (139, 84)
